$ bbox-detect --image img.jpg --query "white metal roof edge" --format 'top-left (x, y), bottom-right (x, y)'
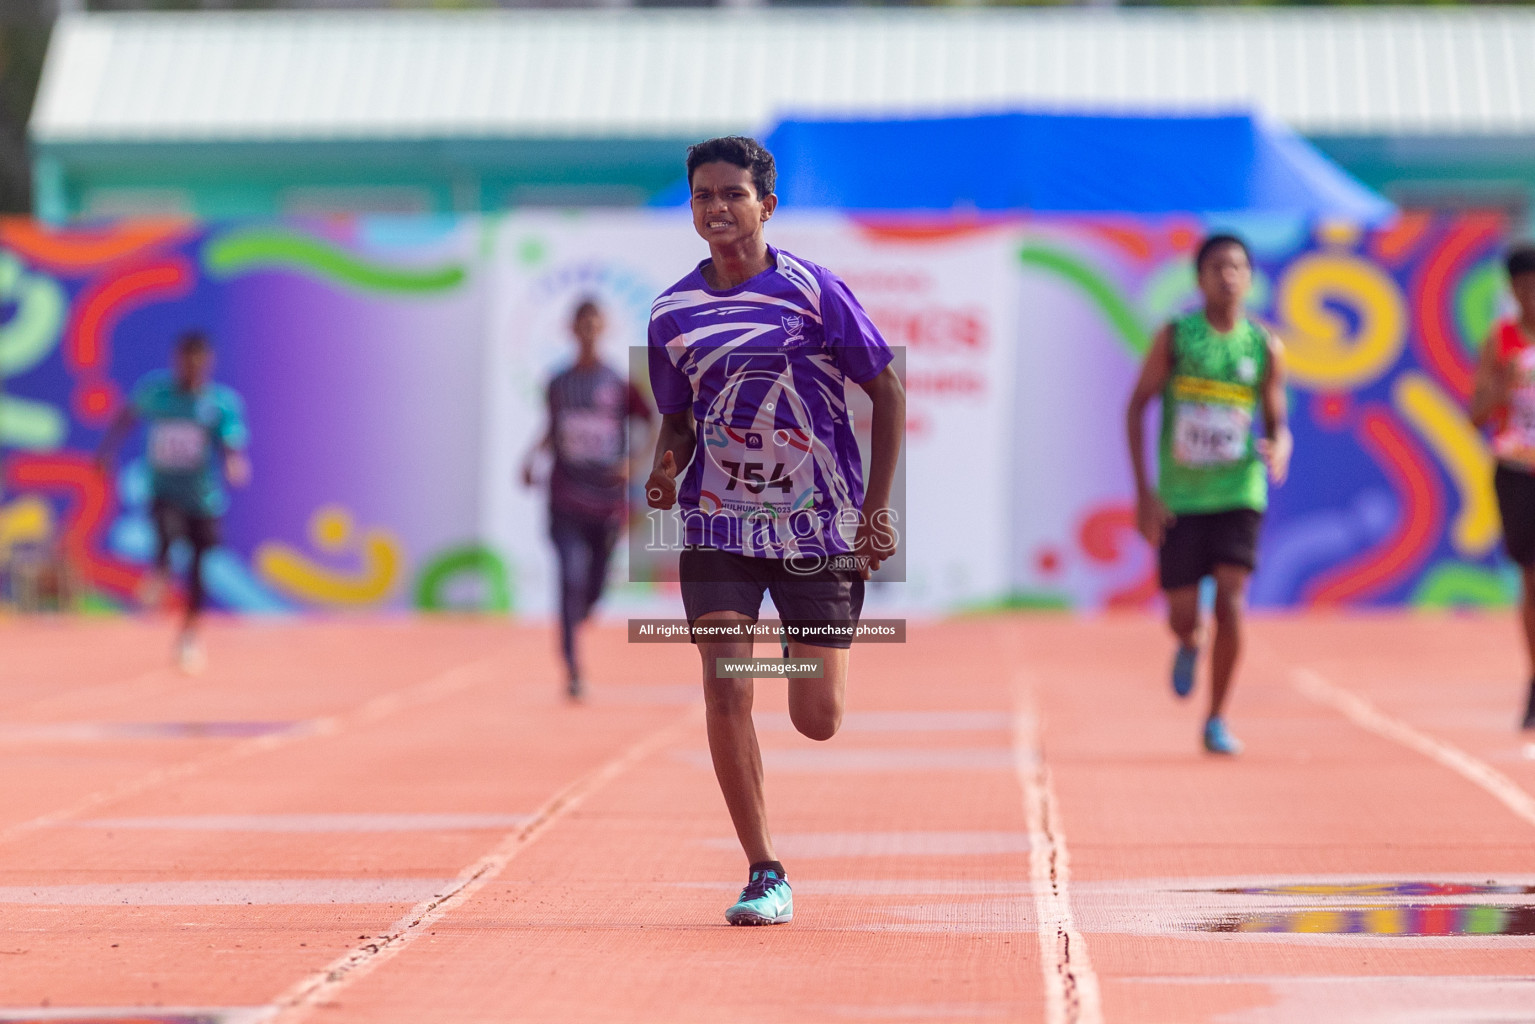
top-left (42, 7), bottom-right (1535, 26)
top-left (34, 8), bottom-right (1535, 145)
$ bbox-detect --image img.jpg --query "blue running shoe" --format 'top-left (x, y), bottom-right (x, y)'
top-left (1172, 645), bottom-right (1198, 699)
top-left (725, 867), bottom-right (793, 926)
top-left (1203, 716), bottom-right (1244, 756)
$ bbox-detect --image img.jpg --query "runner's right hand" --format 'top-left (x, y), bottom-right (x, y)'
top-left (646, 450), bottom-right (679, 509)
top-left (1136, 490), bottom-right (1174, 548)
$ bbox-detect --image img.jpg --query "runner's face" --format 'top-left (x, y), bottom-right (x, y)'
top-left (690, 162), bottom-right (775, 248)
top-left (174, 348), bottom-right (213, 391)
top-left (1512, 273), bottom-right (1535, 320)
top-left (573, 309), bottom-right (605, 352)
top-left (1197, 243), bottom-right (1252, 307)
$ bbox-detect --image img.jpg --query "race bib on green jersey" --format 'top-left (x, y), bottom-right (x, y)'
top-left (1173, 403), bottom-right (1252, 467)
top-left (1169, 376), bottom-right (1255, 468)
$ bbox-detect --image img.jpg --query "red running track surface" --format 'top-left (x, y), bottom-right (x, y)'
top-left (0, 612), bottom-right (1530, 1023)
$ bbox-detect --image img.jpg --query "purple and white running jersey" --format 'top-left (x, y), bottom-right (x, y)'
top-left (648, 246), bottom-right (893, 559)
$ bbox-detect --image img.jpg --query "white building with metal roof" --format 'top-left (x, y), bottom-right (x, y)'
top-left (29, 7), bottom-right (1535, 219)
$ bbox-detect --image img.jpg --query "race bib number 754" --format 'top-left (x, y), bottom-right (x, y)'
top-left (699, 424), bottom-right (804, 512)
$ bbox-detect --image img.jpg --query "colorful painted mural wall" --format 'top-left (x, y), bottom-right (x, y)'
top-left (1007, 212), bottom-right (1510, 611)
top-left (0, 218), bottom-right (492, 614)
top-left (0, 212), bottom-right (1512, 614)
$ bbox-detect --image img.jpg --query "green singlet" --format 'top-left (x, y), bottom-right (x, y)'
top-left (1157, 311), bottom-right (1270, 516)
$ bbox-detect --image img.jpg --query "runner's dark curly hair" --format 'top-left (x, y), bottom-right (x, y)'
top-left (1506, 244), bottom-right (1535, 279)
top-left (686, 136), bottom-right (776, 200)
top-left (1194, 233), bottom-right (1252, 273)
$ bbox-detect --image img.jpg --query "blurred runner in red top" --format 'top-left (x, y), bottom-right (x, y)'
top-left (1470, 244), bottom-right (1535, 730)
top-left (523, 299), bottom-right (653, 701)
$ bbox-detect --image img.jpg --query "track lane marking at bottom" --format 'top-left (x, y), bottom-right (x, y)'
top-left (1292, 667), bottom-right (1535, 830)
top-left (1014, 677), bottom-right (1103, 1024)
top-left (0, 655), bottom-right (503, 849)
top-left (264, 705), bottom-right (704, 1023)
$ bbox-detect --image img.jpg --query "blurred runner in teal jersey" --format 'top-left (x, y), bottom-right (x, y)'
top-left (98, 331), bottom-right (250, 673)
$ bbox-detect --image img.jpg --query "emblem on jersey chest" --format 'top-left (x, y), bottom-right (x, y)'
top-left (1235, 356), bottom-right (1257, 384)
top-left (781, 314), bottom-right (806, 346)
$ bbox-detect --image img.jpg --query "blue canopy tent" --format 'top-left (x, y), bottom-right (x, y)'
top-left (657, 111), bottom-right (1394, 222)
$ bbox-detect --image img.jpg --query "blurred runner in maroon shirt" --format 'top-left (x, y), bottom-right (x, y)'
top-left (523, 299), bottom-right (653, 700)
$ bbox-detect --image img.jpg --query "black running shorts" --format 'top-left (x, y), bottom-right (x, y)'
top-left (679, 546), bottom-right (865, 650)
top-left (151, 497), bottom-right (221, 551)
top-left (1495, 463), bottom-right (1535, 568)
top-left (1158, 508), bottom-right (1263, 592)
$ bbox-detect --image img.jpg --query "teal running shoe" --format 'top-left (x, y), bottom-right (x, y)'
top-left (1172, 645), bottom-right (1198, 699)
top-left (1203, 716), bottom-right (1244, 756)
top-left (725, 867), bottom-right (793, 926)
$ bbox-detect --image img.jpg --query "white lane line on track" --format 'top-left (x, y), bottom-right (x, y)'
top-left (699, 830), bottom-right (1032, 857)
top-left (1292, 667), bottom-right (1535, 829)
top-left (1014, 682), bottom-right (1103, 1024)
top-left (0, 655), bottom-right (503, 849)
top-left (674, 747), bottom-right (1015, 772)
top-left (0, 666), bottom-right (172, 721)
top-left (754, 710), bottom-right (1012, 732)
top-left (0, 878), bottom-right (457, 906)
top-left (71, 813), bottom-right (535, 832)
top-left (264, 704), bottom-right (704, 1024)
top-left (0, 1007), bottom-right (268, 1023)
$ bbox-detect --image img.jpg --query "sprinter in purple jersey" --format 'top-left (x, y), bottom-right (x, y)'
top-left (646, 137), bottom-right (906, 926)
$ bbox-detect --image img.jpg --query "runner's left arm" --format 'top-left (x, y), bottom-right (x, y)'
top-left (1257, 331), bottom-right (1292, 485)
top-left (819, 273), bottom-right (903, 577)
top-left (855, 365), bottom-right (906, 576)
top-left (219, 390), bottom-right (252, 489)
